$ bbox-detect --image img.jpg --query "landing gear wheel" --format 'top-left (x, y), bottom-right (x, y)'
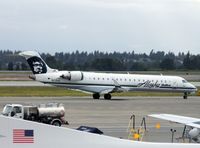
top-left (183, 92), bottom-right (188, 99)
top-left (104, 94), bottom-right (112, 100)
top-left (93, 93), bottom-right (100, 99)
top-left (52, 120), bottom-right (61, 127)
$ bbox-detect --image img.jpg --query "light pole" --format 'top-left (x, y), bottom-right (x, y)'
top-left (170, 129), bottom-right (176, 143)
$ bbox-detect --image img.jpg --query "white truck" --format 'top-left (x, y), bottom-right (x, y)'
top-left (2, 103), bottom-right (69, 126)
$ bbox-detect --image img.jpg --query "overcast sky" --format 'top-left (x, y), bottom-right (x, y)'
top-left (0, 0), bottom-right (200, 54)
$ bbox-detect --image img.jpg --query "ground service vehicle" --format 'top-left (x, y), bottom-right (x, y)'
top-left (2, 103), bottom-right (68, 126)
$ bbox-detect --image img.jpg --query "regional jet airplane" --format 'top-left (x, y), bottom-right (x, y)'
top-left (0, 115), bottom-right (199, 148)
top-left (19, 51), bottom-right (197, 100)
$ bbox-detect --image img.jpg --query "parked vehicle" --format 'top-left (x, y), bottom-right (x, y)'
top-left (2, 103), bottom-right (69, 126)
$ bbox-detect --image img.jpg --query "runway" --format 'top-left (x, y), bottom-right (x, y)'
top-left (0, 96), bottom-right (200, 143)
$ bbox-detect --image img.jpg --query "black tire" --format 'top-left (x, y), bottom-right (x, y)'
top-left (93, 93), bottom-right (100, 99)
top-left (52, 120), bottom-right (61, 126)
top-left (183, 92), bottom-right (188, 99)
top-left (104, 94), bottom-right (112, 100)
top-left (183, 95), bottom-right (187, 99)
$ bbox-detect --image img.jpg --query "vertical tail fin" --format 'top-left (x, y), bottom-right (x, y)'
top-left (19, 51), bottom-right (56, 74)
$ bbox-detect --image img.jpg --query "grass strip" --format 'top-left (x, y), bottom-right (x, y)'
top-left (0, 86), bottom-right (199, 97)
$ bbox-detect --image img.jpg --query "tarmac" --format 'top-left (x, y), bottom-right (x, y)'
top-left (0, 96), bottom-right (200, 143)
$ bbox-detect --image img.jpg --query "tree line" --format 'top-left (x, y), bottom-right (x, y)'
top-left (0, 50), bottom-right (200, 71)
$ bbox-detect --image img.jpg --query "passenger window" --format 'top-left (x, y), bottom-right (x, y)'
top-left (13, 106), bottom-right (22, 113)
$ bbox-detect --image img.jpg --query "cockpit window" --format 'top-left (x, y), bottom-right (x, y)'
top-left (182, 80), bottom-right (187, 83)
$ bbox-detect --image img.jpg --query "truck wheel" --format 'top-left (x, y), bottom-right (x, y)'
top-left (52, 120), bottom-right (61, 126)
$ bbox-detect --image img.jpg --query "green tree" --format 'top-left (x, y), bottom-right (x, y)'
top-left (8, 62), bottom-right (13, 71)
top-left (183, 52), bottom-right (191, 69)
top-left (160, 58), bottom-right (175, 70)
top-left (21, 63), bottom-right (28, 70)
top-left (130, 62), bottom-right (148, 71)
top-left (91, 58), bottom-right (124, 71)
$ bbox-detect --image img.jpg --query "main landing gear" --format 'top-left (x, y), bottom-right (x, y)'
top-left (92, 93), bottom-right (112, 100)
top-left (183, 92), bottom-right (188, 99)
top-left (93, 93), bottom-right (100, 99)
top-left (104, 94), bottom-right (112, 100)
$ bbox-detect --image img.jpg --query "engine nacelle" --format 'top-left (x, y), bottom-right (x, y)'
top-left (188, 128), bottom-right (200, 143)
top-left (61, 71), bottom-right (83, 81)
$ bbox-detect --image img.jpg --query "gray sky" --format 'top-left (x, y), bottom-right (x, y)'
top-left (0, 0), bottom-right (200, 54)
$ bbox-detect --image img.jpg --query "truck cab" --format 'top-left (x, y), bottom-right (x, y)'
top-left (2, 104), bottom-right (24, 119)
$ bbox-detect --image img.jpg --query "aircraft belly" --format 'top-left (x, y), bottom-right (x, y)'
top-left (52, 83), bottom-right (113, 93)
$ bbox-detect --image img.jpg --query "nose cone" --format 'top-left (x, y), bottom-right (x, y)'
top-left (189, 83), bottom-right (197, 92)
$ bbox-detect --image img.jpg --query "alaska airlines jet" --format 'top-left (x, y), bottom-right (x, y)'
top-left (19, 51), bottom-right (197, 100)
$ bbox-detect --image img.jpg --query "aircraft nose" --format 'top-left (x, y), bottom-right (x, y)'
top-left (190, 83), bottom-right (197, 91)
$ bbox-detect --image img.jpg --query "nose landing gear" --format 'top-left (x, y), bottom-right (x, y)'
top-left (183, 92), bottom-right (188, 99)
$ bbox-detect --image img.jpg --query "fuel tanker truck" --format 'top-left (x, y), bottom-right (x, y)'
top-left (2, 103), bottom-right (69, 126)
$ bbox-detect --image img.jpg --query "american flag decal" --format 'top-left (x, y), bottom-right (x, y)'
top-left (13, 129), bottom-right (34, 143)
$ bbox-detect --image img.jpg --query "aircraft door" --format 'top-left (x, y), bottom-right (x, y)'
top-left (172, 80), bottom-right (178, 89)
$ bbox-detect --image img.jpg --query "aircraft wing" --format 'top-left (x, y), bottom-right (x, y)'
top-left (99, 79), bottom-right (127, 94)
top-left (149, 114), bottom-right (200, 129)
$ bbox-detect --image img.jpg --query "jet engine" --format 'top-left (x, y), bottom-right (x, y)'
top-left (188, 128), bottom-right (200, 143)
top-left (60, 71), bottom-right (83, 81)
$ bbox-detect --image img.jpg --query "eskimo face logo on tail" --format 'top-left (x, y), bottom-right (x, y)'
top-left (32, 61), bottom-right (43, 73)
top-left (27, 56), bottom-right (47, 74)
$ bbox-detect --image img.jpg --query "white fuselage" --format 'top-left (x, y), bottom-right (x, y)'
top-left (34, 71), bottom-right (197, 94)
